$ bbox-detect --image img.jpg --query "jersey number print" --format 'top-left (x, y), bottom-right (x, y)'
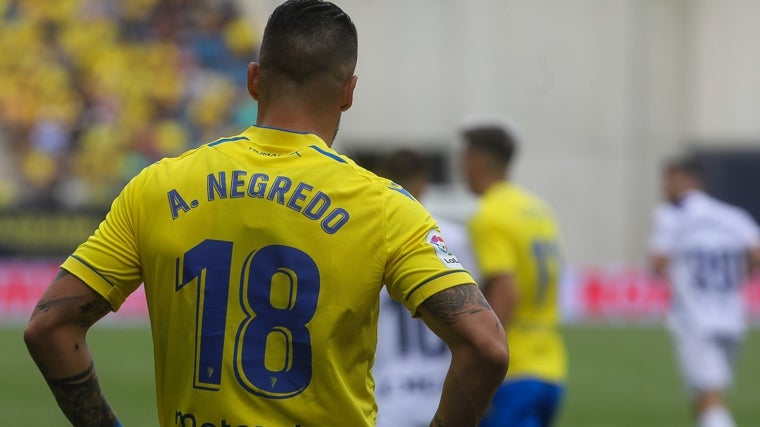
top-left (686, 249), bottom-right (743, 293)
top-left (531, 238), bottom-right (559, 306)
top-left (175, 240), bottom-right (319, 398)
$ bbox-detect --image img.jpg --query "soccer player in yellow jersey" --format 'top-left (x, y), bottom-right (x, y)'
top-left (23, 2), bottom-right (508, 426)
top-left (460, 116), bottom-right (566, 427)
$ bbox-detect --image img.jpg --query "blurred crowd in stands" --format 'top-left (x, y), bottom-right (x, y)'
top-left (0, 0), bottom-right (259, 210)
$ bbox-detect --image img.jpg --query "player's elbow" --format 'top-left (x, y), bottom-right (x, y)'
top-left (461, 326), bottom-right (509, 383)
top-left (24, 314), bottom-right (53, 356)
top-left (24, 311), bottom-right (71, 359)
top-left (480, 330), bottom-right (509, 380)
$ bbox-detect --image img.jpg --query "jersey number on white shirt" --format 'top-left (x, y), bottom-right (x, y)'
top-left (684, 249), bottom-right (743, 293)
top-left (382, 298), bottom-right (446, 357)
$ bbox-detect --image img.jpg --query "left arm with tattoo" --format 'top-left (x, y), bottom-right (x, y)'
top-left (418, 284), bottom-right (509, 426)
top-left (24, 270), bottom-right (120, 427)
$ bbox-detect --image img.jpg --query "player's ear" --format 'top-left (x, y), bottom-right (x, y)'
top-left (247, 62), bottom-right (260, 101)
top-left (340, 75), bottom-right (358, 112)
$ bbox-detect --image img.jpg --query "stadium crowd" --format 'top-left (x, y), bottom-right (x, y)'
top-left (0, 0), bottom-right (259, 210)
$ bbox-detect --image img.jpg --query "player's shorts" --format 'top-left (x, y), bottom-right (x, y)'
top-left (479, 378), bottom-right (564, 427)
top-left (671, 328), bottom-right (742, 393)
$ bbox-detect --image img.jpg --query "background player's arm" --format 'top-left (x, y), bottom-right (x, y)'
top-left (417, 284), bottom-right (509, 427)
top-left (748, 246), bottom-right (760, 277)
top-left (481, 273), bottom-right (518, 328)
top-left (649, 207), bottom-right (674, 281)
top-left (24, 270), bottom-right (119, 427)
top-left (650, 253), bottom-right (670, 280)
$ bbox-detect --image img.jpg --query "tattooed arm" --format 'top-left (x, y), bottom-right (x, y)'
top-left (24, 270), bottom-right (119, 427)
top-left (417, 284), bottom-right (509, 427)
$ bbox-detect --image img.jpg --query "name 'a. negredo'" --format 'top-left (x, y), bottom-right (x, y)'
top-left (167, 171), bottom-right (349, 235)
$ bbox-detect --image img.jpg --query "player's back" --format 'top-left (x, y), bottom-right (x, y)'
top-left (469, 182), bottom-right (565, 382)
top-left (472, 183), bottom-right (561, 325)
top-left (67, 126), bottom-right (475, 426)
top-left (657, 191), bottom-right (759, 333)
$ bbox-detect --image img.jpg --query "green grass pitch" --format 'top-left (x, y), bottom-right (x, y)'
top-left (2, 325), bottom-right (758, 426)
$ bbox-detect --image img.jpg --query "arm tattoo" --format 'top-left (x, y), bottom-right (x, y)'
top-left (422, 284), bottom-right (492, 325)
top-left (53, 269), bottom-right (71, 281)
top-left (429, 414), bottom-right (445, 427)
top-left (46, 361), bottom-right (117, 427)
top-left (77, 300), bottom-right (113, 327)
top-left (36, 292), bottom-right (112, 328)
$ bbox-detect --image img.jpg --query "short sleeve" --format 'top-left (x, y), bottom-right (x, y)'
top-left (436, 217), bottom-right (478, 279)
top-left (468, 211), bottom-right (518, 279)
top-left (382, 186), bottom-right (475, 315)
top-left (61, 172), bottom-right (145, 310)
top-left (648, 205), bottom-right (676, 255)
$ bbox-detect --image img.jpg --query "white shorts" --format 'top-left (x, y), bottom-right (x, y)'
top-left (671, 328), bottom-right (742, 393)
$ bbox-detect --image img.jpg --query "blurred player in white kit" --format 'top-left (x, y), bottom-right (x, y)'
top-left (373, 149), bottom-right (477, 427)
top-left (649, 155), bottom-right (760, 427)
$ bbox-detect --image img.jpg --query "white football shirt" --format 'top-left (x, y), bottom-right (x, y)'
top-left (649, 190), bottom-right (760, 334)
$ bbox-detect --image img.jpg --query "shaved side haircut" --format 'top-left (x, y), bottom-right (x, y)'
top-left (259, 0), bottom-right (358, 85)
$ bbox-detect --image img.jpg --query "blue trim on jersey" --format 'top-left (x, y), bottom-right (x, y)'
top-left (404, 270), bottom-right (472, 302)
top-left (209, 136), bottom-right (250, 147)
top-left (68, 256), bottom-right (115, 287)
top-left (389, 183), bottom-right (415, 200)
top-left (309, 145), bottom-right (347, 163)
top-left (252, 124), bottom-right (311, 135)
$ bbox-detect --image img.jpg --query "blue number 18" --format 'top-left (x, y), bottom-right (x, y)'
top-left (175, 240), bottom-right (320, 398)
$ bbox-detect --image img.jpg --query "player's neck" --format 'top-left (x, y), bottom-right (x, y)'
top-left (478, 173), bottom-right (509, 195)
top-left (257, 104), bottom-right (340, 147)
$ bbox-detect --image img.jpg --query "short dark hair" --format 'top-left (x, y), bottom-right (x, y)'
top-left (379, 149), bottom-right (428, 188)
top-left (259, 0), bottom-right (357, 84)
top-left (462, 125), bottom-right (517, 170)
top-left (665, 154), bottom-right (703, 180)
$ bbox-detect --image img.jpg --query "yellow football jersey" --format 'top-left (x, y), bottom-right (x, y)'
top-left (468, 182), bottom-right (566, 382)
top-left (62, 125), bottom-right (474, 427)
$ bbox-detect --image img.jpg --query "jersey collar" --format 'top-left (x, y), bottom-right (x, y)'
top-left (483, 180), bottom-right (512, 198)
top-left (241, 125), bottom-right (332, 153)
top-left (672, 189), bottom-right (704, 208)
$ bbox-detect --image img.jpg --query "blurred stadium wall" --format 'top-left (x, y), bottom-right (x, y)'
top-left (242, 0), bottom-right (760, 266)
top-left (2, 0), bottom-right (760, 323)
top-left (319, 0), bottom-right (760, 267)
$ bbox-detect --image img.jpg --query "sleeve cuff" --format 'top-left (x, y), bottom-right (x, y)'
top-left (61, 256), bottom-right (128, 311)
top-left (402, 269), bottom-right (476, 315)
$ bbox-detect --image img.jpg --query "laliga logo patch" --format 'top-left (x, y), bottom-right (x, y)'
top-left (426, 230), bottom-right (464, 269)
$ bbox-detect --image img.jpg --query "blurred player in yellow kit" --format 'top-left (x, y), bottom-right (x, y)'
top-left (23, 2), bottom-right (508, 426)
top-left (460, 116), bottom-right (566, 427)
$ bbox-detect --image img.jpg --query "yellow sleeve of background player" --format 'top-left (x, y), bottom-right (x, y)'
top-left (381, 183), bottom-right (475, 315)
top-left (61, 169), bottom-right (146, 310)
top-left (469, 212), bottom-right (517, 280)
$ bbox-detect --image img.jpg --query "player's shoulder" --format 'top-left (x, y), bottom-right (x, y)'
top-left (653, 203), bottom-right (677, 222)
top-left (698, 193), bottom-right (756, 226)
top-left (516, 185), bottom-right (554, 213)
top-left (720, 203), bottom-right (759, 232)
top-left (124, 131), bottom-right (251, 196)
top-left (502, 184), bottom-right (558, 226)
top-left (335, 154), bottom-right (423, 204)
top-left (145, 127), bottom-right (268, 171)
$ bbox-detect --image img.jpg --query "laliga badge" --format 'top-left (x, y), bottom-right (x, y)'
top-left (426, 229), bottom-right (464, 269)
